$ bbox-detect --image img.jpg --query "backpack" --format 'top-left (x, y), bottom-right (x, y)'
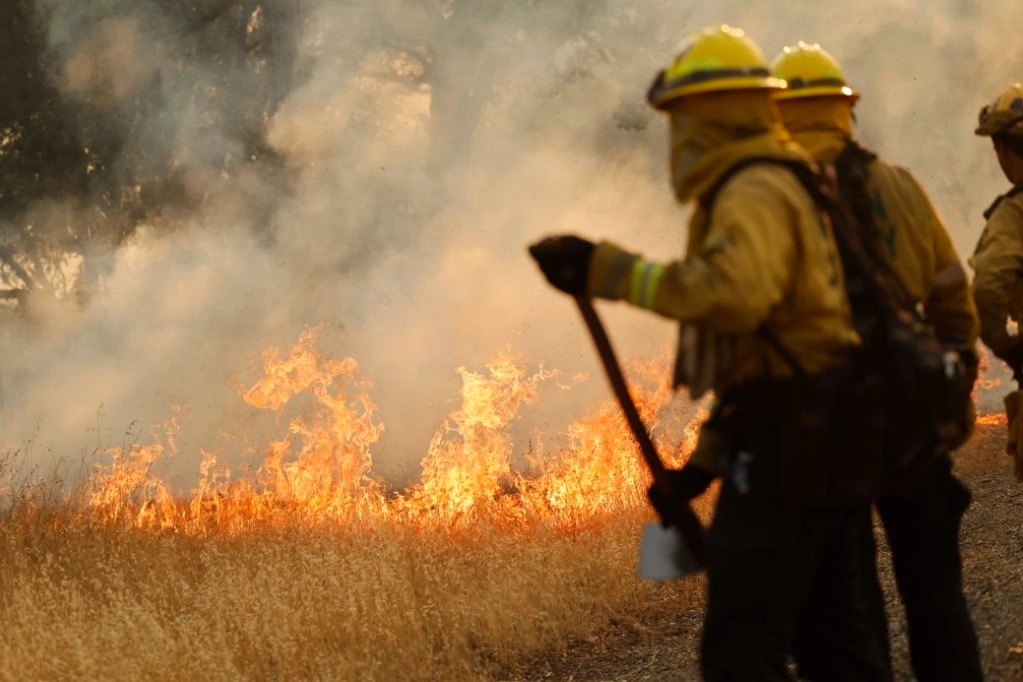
top-left (699, 150), bottom-right (972, 499)
top-left (831, 142), bottom-right (976, 475)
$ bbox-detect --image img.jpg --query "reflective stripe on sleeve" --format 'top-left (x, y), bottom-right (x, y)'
top-left (629, 260), bottom-right (666, 310)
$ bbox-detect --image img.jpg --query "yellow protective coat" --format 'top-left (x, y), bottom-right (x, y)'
top-left (968, 186), bottom-right (1023, 359)
top-left (778, 97), bottom-right (979, 348)
top-left (587, 92), bottom-right (858, 401)
top-left (970, 184), bottom-right (1023, 476)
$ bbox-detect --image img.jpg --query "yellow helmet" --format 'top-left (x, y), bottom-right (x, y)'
top-left (647, 25), bottom-right (783, 109)
top-left (975, 83), bottom-right (1023, 137)
top-left (770, 42), bottom-right (858, 101)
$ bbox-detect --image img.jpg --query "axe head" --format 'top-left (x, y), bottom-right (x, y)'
top-left (638, 521), bottom-right (703, 580)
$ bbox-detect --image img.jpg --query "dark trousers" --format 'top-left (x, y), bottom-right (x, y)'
top-left (700, 439), bottom-right (892, 682)
top-left (877, 455), bottom-right (982, 682)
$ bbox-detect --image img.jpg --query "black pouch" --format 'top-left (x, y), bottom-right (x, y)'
top-left (775, 371), bottom-right (842, 507)
top-left (724, 372), bottom-right (837, 507)
top-left (726, 367), bottom-right (886, 508)
top-left (877, 341), bottom-right (972, 494)
top-left (830, 364), bottom-right (886, 504)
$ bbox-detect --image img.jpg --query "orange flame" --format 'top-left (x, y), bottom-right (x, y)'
top-left (412, 354), bottom-right (552, 521)
top-left (86, 327), bottom-right (1011, 535)
top-left (83, 326), bottom-right (701, 535)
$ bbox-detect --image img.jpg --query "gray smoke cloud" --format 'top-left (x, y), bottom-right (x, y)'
top-left (2, 0), bottom-right (1019, 487)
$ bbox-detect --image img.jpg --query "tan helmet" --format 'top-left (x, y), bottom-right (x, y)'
top-left (975, 83), bottom-right (1023, 137)
top-left (647, 25), bottom-right (783, 110)
top-left (770, 42), bottom-right (858, 102)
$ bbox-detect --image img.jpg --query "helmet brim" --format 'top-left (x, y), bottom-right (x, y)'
top-left (773, 85), bottom-right (859, 102)
top-left (650, 76), bottom-right (785, 110)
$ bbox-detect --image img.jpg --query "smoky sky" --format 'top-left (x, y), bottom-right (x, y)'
top-left (2, 0), bottom-right (1019, 487)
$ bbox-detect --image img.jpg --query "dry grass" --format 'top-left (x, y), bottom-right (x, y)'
top-left (0, 338), bottom-right (707, 680)
top-left (0, 339), bottom-right (1008, 679)
top-left (0, 456), bottom-right (706, 681)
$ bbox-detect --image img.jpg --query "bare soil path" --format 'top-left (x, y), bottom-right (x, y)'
top-left (505, 423), bottom-right (1023, 681)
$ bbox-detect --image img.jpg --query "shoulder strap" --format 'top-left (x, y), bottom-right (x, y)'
top-left (699, 152), bottom-right (927, 370)
top-left (698, 156), bottom-right (824, 378)
top-left (984, 181), bottom-right (1023, 221)
top-left (830, 142), bottom-right (923, 314)
top-left (699, 155), bottom-right (810, 213)
top-left (833, 141), bottom-right (879, 231)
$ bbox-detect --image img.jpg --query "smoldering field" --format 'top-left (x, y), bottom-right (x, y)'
top-left (0, 0), bottom-right (1020, 679)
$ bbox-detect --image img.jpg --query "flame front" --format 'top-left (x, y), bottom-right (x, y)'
top-left (82, 327), bottom-right (700, 535)
top-left (81, 329), bottom-right (1012, 534)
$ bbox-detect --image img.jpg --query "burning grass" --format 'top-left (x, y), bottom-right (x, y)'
top-left (0, 326), bottom-right (707, 680)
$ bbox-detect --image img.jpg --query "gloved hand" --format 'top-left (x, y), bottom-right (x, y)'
top-left (1003, 342), bottom-right (1023, 382)
top-left (934, 347), bottom-right (978, 452)
top-left (647, 464), bottom-right (716, 527)
top-left (528, 236), bottom-right (595, 295)
top-left (936, 399), bottom-right (975, 452)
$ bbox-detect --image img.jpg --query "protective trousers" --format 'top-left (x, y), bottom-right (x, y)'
top-left (876, 455), bottom-right (982, 682)
top-left (700, 428), bottom-right (892, 682)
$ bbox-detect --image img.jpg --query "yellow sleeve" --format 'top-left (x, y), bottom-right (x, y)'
top-left (587, 173), bottom-right (796, 331)
top-left (910, 177), bottom-right (978, 347)
top-left (969, 199), bottom-right (1023, 357)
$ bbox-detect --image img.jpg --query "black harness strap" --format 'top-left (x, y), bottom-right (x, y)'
top-left (983, 181), bottom-right (1023, 221)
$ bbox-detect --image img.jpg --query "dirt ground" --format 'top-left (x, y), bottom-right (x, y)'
top-left (505, 422), bottom-right (1023, 681)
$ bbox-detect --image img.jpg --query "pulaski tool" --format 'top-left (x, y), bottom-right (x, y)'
top-left (573, 295), bottom-right (705, 579)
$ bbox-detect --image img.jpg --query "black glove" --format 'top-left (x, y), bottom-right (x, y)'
top-left (528, 236), bottom-right (595, 295)
top-left (960, 347), bottom-right (980, 387)
top-left (647, 464), bottom-right (715, 527)
top-left (1003, 342), bottom-right (1023, 382)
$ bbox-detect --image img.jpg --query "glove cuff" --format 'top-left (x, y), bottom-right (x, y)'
top-left (586, 241), bottom-right (639, 300)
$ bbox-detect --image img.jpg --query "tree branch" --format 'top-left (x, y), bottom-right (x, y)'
top-left (0, 246), bottom-right (35, 290)
top-left (29, 249), bottom-right (53, 292)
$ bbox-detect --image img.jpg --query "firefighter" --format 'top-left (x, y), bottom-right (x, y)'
top-left (769, 42), bottom-right (982, 682)
top-left (970, 82), bottom-right (1023, 481)
top-left (529, 25), bottom-right (891, 681)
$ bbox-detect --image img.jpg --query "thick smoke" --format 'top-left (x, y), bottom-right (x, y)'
top-left (2, 0), bottom-right (1020, 486)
